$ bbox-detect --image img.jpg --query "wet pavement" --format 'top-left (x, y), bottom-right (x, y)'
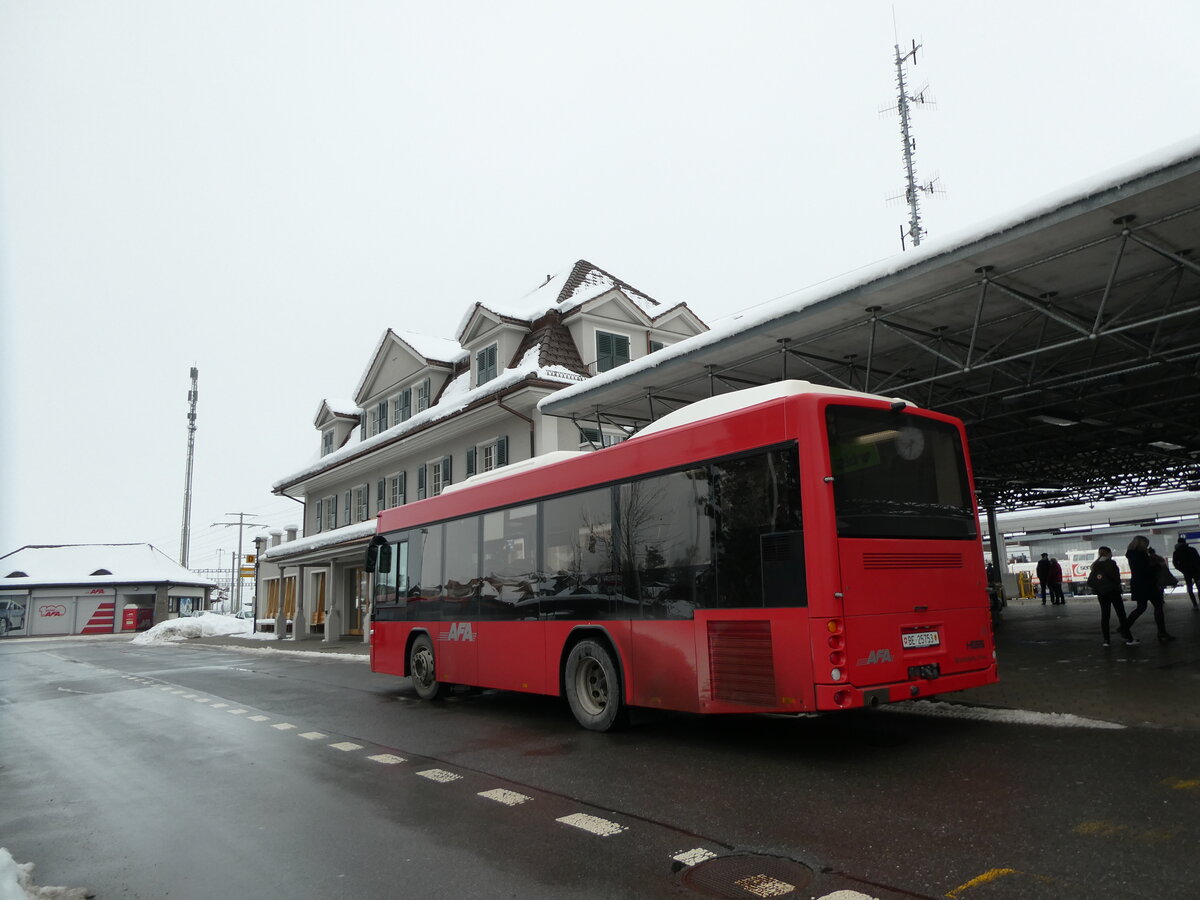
top-left (186, 588), bottom-right (1200, 731)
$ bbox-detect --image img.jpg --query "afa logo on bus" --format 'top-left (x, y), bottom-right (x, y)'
top-left (439, 623), bottom-right (477, 642)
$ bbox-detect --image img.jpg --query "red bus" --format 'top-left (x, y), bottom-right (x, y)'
top-left (367, 381), bottom-right (998, 730)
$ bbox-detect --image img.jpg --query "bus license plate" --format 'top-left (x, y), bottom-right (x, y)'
top-left (902, 630), bottom-right (940, 649)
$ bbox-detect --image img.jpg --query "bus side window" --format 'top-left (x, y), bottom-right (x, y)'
top-left (618, 467), bottom-right (713, 618)
top-left (713, 446), bottom-right (805, 608)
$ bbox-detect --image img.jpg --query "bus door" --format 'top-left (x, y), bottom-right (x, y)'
top-left (824, 405), bottom-right (991, 689)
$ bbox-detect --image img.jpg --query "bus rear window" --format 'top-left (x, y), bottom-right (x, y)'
top-left (825, 405), bottom-right (976, 540)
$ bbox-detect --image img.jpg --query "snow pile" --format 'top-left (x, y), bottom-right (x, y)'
top-left (881, 699), bottom-right (1125, 730)
top-left (130, 612), bottom-right (251, 645)
top-left (0, 848), bottom-right (89, 900)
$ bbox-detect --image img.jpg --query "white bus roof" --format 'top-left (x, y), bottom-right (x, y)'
top-left (632, 380), bottom-right (913, 440)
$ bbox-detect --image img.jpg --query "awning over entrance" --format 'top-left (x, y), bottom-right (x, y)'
top-left (540, 142), bottom-right (1200, 510)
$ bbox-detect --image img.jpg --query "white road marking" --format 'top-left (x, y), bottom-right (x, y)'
top-left (814, 892), bottom-right (880, 900)
top-left (228, 709), bottom-right (248, 715)
top-left (672, 848), bottom-right (717, 866)
top-left (193, 698), bottom-right (211, 704)
top-left (248, 715), bottom-right (270, 722)
top-left (416, 769), bottom-right (462, 783)
top-left (272, 723), bottom-right (297, 731)
top-left (329, 742), bottom-right (363, 752)
top-left (478, 788), bottom-right (531, 806)
top-left (367, 754), bottom-right (407, 765)
top-left (556, 813), bottom-right (627, 837)
top-left (182, 693), bottom-right (197, 699)
top-left (210, 702), bottom-right (228, 709)
top-left (299, 732), bottom-right (327, 740)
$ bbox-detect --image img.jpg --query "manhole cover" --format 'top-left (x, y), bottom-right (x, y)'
top-left (680, 854), bottom-right (814, 899)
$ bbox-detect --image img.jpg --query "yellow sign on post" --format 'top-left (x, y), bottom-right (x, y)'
top-left (239, 566), bottom-right (256, 577)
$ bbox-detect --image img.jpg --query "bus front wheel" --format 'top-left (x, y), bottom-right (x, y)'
top-left (409, 633), bottom-right (447, 700)
top-left (564, 639), bottom-right (626, 731)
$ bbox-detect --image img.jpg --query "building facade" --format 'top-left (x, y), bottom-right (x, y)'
top-left (0, 544), bottom-right (215, 638)
top-left (259, 260), bottom-right (707, 641)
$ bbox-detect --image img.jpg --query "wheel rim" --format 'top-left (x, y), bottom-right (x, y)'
top-left (412, 646), bottom-right (435, 689)
top-left (574, 655), bottom-right (608, 716)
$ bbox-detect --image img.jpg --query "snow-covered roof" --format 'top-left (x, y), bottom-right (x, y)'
top-left (323, 399), bottom-right (361, 418)
top-left (540, 136), bottom-right (1200, 419)
top-left (0, 544), bottom-right (217, 588)
top-left (262, 520), bottom-right (378, 561)
top-left (455, 259), bottom-right (664, 338)
top-left (274, 344), bottom-right (587, 491)
top-left (631, 381), bottom-right (913, 440)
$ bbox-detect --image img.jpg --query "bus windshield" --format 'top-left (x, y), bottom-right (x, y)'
top-left (825, 405), bottom-right (976, 540)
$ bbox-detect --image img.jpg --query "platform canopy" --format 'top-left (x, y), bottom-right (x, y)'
top-left (540, 141), bottom-right (1200, 511)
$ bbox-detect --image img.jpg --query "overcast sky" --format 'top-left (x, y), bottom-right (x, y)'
top-left (2, 1), bottom-right (1198, 567)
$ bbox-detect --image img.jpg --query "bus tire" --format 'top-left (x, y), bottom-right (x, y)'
top-left (564, 639), bottom-right (626, 732)
top-left (409, 633), bottom-right (447, 701)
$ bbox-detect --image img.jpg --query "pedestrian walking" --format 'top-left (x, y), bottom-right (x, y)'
top-left (1048, 557), bottom-right (1066, 605)
top-left (1087, 546), bottom-right (1136, 646)
top-left (1036, 552), bottom-right (1053, 605)
top-left (1172, 538), bottom-right (1200, 610)
top-left (1125, 535), bottom-right (1175, 642)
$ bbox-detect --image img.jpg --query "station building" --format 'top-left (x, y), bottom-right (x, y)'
top-left (0, 544), bottom-right (216, 638)
top-left (258, 259), bottom-right (707, 641)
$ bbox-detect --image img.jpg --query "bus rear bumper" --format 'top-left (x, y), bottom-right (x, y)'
top-left (814, 664), bottom-right (998, 710)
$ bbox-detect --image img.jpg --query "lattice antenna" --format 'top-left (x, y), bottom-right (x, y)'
top-left (882, 38), bottom-right (940, 249)
top-left (179, 366), bottom-right (199, 566)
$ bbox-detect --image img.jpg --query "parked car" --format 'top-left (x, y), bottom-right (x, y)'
top-left (0, 599), bottom-right (26, 635)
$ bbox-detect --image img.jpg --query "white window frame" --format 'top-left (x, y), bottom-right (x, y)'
top-left (416, 378), bottom-right (431, 412)
top-left (354, 484), bottom-right (369, 522)
top-left (324, 494), bottom-right (337, 531)
top-left (389, 472), bottom-right (406, 508)
top-left (321, 429), bottom-right (334, 456)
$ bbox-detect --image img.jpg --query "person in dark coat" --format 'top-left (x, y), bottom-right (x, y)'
top-left (1087, 546), bottom-right (1135, 646)
top-left (1048, 557), bottom-right (1066, 605)
top-left (1035, 553), bottom-right (1053, 605)
top-left (1125, 535), bottom-right (1174, 642)
top-left (1172, 538), bottom-right (1200, 610)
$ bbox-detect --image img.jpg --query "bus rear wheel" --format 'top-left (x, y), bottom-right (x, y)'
top-left (564, 639), bottom-right (626, 731)
top-left (409, 633), bottom-right (447, 700)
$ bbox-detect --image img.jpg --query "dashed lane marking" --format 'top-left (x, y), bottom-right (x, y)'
top-left (672, 848), bottom-right (717, 866)
top-left (193, 698), bottom-right (212, 704)
top-left (556, 813), bottom-right (627, 837)
top-left (228, 709), bottom-right (248, 715)
top-left (329, 741), bottom-right (363, 752)
top-left (272, 723), bottom-right (297, 731)
top-left (417, 769), bottom-right (462, 783)
top-left (299, 732), bottom-right (327, 740)
top-left (367, 754), bottom-right (407, 765)
top-left (210, 702), bottom-right (228, 709)
top-left (248, 715), bottom-right (270, 722)
top-left (478, 788), bottom-right (531, 806)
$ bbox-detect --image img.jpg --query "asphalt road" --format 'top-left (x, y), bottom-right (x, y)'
top-left (2, 631), bottom-right (1198, 899)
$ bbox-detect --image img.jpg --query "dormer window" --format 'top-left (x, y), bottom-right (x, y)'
top-left (477, 344), bottom-right (498, 386)
top-left (369, 399), bottom-right (389, 436)
top-left (321, 429), bottom-right (334, 456)
top-left (416, 378), bottom-right (431, 412)
top-left (596, 331), bottom-right (630, 373)
top-left (393, 389), bottom-right (412, 424)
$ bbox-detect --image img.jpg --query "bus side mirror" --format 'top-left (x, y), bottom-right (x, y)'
top-left (364, 535), bottom-right (387, 573)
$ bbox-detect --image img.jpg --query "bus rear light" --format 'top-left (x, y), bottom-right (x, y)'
top-left (827, 634), bottom-right (843, 650)
top-left (833, 691), bottom-right (850, 706)
top-left (829, 651), bottom-right (845, 666)
top-left (831, 667), bottom-right (843, 681)
top-left (826, 619), bottom-right (842, 634)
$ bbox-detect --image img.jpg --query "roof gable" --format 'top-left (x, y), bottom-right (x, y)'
top-left (313, 400), bottom-right (361, 429)
top-left (353, 329), bottom-right (464, 405)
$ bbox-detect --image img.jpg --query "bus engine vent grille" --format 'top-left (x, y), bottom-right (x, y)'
top-left (863, 552), bottom-right (963, 569)
top-left (707, 620), bottom-right (777, 706)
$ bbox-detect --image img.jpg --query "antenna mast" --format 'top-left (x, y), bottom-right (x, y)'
top-left (179, 367), bottom-right (199, 567)
top-left (891, 38), bottom-right (936, 249)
